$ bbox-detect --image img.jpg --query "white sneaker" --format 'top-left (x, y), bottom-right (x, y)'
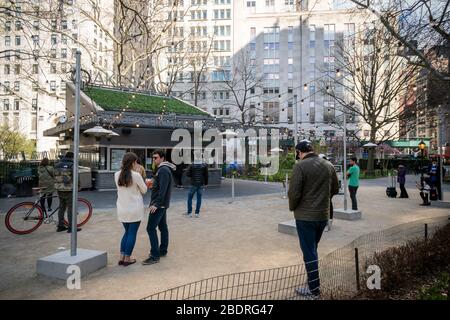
top-left (186, 213), bottom-right (192, 218)
top-left (195, 213), bottom-right (200, 218)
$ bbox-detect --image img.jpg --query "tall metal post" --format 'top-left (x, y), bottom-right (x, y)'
top-left (343, 109), bottom-right (348, 211)
top-left (294, 94), bottom-right (298, 147)
top-left (71, 51), bottom-right (81, 256)
top-left (231, 174), bottom-right (235, 203)
top-left (438, 108), bottom-right (444, 201)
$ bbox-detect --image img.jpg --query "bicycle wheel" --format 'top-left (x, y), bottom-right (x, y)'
top-left (5, 202), bottom-right (44, 235)
top-left (63, 198), bottom-right (93, 227)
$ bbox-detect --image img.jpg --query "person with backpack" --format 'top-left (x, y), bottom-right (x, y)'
top-left (115, 152), bottom-right (148, 266)
top-left (186, 162), bottom-right (209, 218)
top-left (54, 151), bottom-right (80, 233)
top-left (38, 158), bottom-right (55, 213)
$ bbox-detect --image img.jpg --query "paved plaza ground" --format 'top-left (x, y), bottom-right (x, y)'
top-left (0, 176), bottom-right (449, 300)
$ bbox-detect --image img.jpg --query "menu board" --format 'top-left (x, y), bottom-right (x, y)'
top-left (110, 149), bottom-right (127, 171)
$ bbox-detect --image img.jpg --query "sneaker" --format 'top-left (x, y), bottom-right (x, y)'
top-left (160, 251), bottom-right (167, 257)
top-left (195, 213), bottom-right (200, 218)
top-left (56, 226), bottom-right (68, 232)
top-left (142, 256), bottom-right (160, 265)
top-left (67, 227), bottom-right (82, 233)
top-left (186, 213), bottom-right (192, 218)
top-left (295, 286), bottom-right (320, 298)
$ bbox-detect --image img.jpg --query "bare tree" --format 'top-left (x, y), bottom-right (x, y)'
top-left (184, 30), bottom-right (215, 107)
top-left (218, 50), bottom-right (264, 125)
top-left (321, 23), bottom-right (420, 173)
top-left (347, 0), bottom-right (450, 80)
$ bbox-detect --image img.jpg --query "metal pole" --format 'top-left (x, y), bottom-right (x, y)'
top-left (294, 94), bottom-right (298, 147)
top-left (264, 167), bottom-right (268, 184)
top-left (231, 174), bottom-right (235, 203)
top-left (438, 110), bottom-right (444, 201)
top-left (354, 247), bottom-right (360, 291)
top-left (343, 109), bottom-right (348, 211)
top-left (71, 51), bottom-right (81, 256)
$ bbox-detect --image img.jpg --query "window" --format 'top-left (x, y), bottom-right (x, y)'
top-left (72, 19), bottom-right (77, 29)
top-left (61, 34), bottom-right (67, 45)
top-left (50, 81), bottom-right (56, 91)
top-left (5, 21), bottom-right (11, 31)
top-left (61, 20), bottom-right (68, 30)
top-left (33, 20), bottom-right (39, 30)
top-left (246, 1), bottom-right (256, 12)
top-left (50, 63), bottom-right (57, 73)
top-left (51, 48), bottom-right (57, 58)
top-left (14, 81), bottom-right (20, 92)
top-left (32, 64), bottom-right (38, 74)
top-left (3, 81), bottom-right (10, 92)
top-left (51, 20), bottom-right (57, 30)
top-left (265, 0), bottom-right (275, 6)
top-left (61, 63), bottom-right (67, 73)
top-left (14, 99), bottom-right (20, 111)
top-left (51, 34), bottom-right (57, 45)
top-left (61, 81), bottom-right (66, 91)
top-left (32, 83), bottom-right (39, 92)
top-left (15, 20), bottom-right (21, 31)
top-left (32, 35), bottom-right (39, 46)
top-left (32, 99), bottom-right (37, 111)
top-left (61, 48), bottom-right (67, 59)
top-left (3, 99), bottom-right (10, 111)
top-left (5, 36), bottom-right (11, 46)
top-left (14, 64), bottom-right (20, 74)
top-left (4, 65), bottom-right (10, 75)
top-left (263, 101), bottom-right (279, 124)
top-left (213, 9), bottom-right (231, 20)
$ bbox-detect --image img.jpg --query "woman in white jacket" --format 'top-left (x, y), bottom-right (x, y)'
top-left (115, 152), bottom-right (148, 266)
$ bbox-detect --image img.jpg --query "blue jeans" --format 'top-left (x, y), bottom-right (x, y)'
top-left (187, 185), bottom-right (203, 214)
top-left (120, 221), bottom-right (141, 256)
top-left (295, 220), bottom-right (327, 295)
top-left (146, 208), bottom-right (169, 258)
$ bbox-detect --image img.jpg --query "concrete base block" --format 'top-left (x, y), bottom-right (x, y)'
top-left (278, 220), bottom-right (297, 236)
top-left (334, 208), bottom-right (362, 221)
top-left (37, 249), bottom-right (107, 280)
top-left (431, 201), bottom-right (450, 209)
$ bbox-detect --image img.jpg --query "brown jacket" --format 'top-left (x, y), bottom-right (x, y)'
top-left (288, 153), bottom-right (339, 221)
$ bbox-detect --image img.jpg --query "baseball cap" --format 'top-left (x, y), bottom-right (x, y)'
top-left (295, 140), bottom-right (313, 153)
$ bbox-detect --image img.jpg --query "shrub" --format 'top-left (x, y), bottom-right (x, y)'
top-left (359, 223), bottom-right (450, 299)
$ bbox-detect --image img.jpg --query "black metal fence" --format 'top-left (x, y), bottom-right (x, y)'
top-left (142, 215), bottom-right (449, 300)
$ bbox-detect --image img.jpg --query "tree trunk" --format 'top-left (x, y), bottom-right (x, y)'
top-left (367, 130), bottom-right (376, 176)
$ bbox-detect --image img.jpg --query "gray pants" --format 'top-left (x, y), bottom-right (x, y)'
top-left (57, 191), bottom-right (73, 228)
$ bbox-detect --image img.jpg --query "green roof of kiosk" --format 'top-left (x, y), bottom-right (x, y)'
top-left (83, 86), bottom-right (209, 116)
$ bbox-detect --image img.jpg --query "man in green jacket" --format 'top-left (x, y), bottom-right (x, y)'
top-left (347, 157), bottom-right (360, 210)
top-left (288, 140), bottom-right (339, 297)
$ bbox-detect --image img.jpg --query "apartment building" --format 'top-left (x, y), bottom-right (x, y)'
top-left (0, 0), bottom-right (114, 155)
top-left (164, 0), bottom-right (383, 142)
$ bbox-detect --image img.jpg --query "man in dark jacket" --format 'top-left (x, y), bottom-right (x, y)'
top-left (143, 150), bottom-right (175, 265)
top-left (288, 140), bottom-right (339, 297)
top-left (186, 162), bottom-right (208, 218)
top-left (397, 164), bottom-right (408, 198)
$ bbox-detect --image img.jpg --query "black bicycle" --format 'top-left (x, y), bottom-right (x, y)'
top-left (5, 190), bottom-right (92, 235)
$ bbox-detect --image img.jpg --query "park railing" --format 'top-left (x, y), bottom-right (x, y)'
top-left (142, 215), bottom-right (449, 300)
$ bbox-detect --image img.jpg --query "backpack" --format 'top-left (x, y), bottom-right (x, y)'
top-left (54, 160), bottom-right (74, 192)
